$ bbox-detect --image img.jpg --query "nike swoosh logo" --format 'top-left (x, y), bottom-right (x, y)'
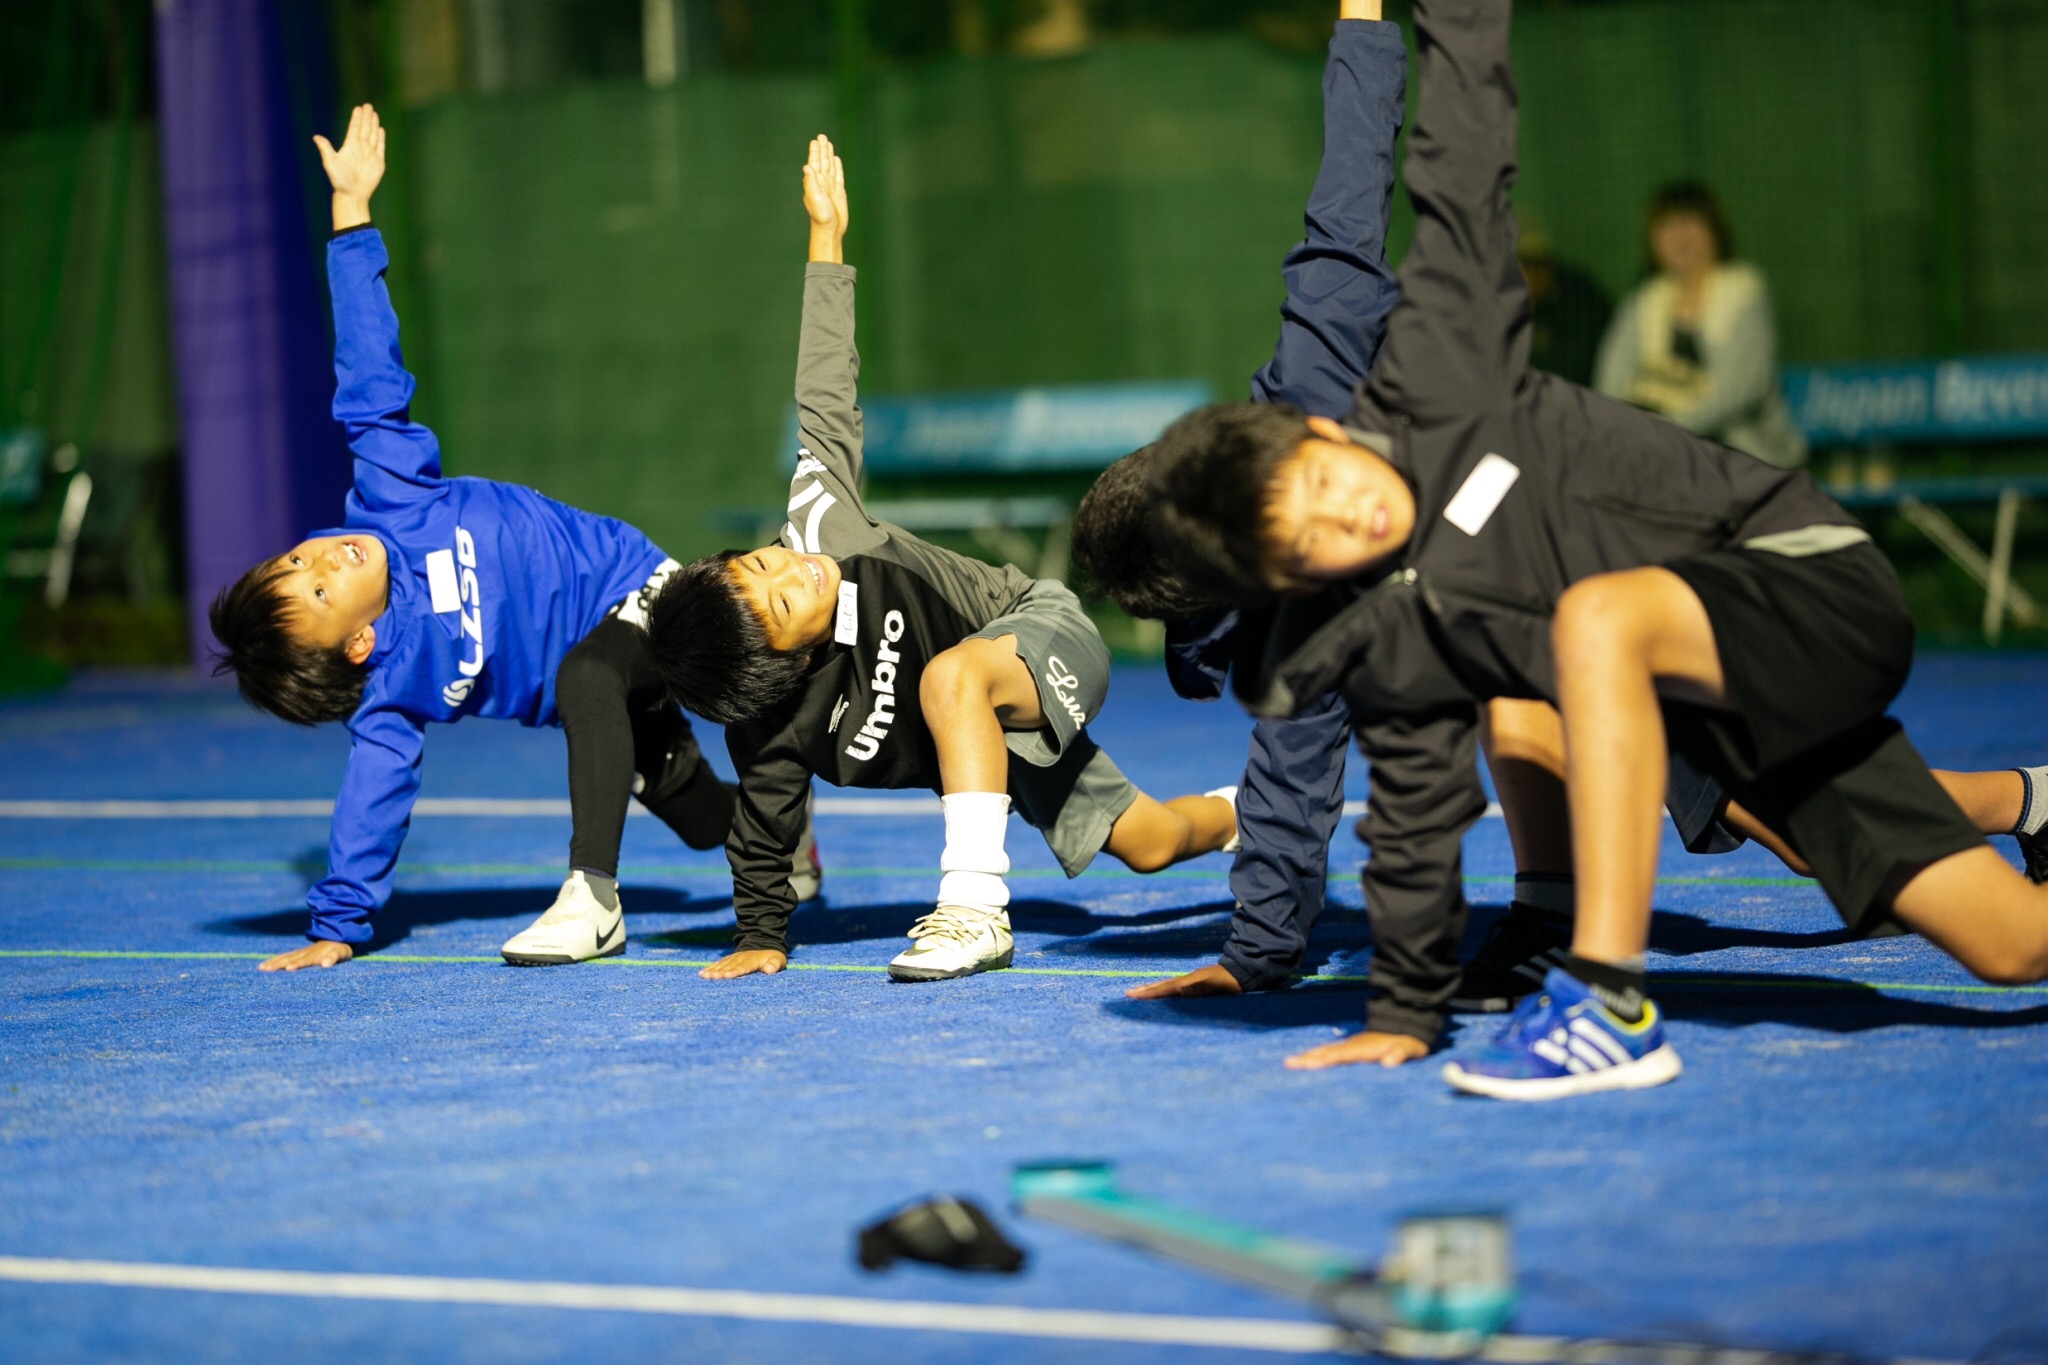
top-left (595, 912), bottom-right (622, 951)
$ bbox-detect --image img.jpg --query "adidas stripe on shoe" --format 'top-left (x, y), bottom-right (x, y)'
top-left (1443, 967), bottom-right (1681, 1101)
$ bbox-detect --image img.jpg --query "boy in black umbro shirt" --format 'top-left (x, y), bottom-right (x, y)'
top-left (648, 136), bottom-right (1237, 982)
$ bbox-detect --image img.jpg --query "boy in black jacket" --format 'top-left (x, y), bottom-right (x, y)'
top-left (646, 136), bottom-right (1237, 983)
top-left (1150, 0), bottom-right (2048, 1097)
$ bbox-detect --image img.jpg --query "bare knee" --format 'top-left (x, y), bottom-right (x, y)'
top-left (1485, 698), bottom-right (1566, 773)
top-left (1107, 800), bottom-right (1181, 874)
top-left (555, 650), bottom-right (627, 725)
top-left (1552, 575), bottom-right (1656, 673)
top-left (1966, 940), bottom-right (2048, 987)
top-left (920, 640), bottom-right (999, 719)
top-left (1119, 839), bottom-right (1177, 875)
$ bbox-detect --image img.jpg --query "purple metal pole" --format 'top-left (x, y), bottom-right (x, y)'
top-left (155, 0), bottom-right (345, 667)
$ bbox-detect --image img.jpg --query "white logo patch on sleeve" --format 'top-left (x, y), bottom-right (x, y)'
top-left (1442, 453), bottom-right (1521, 537)
top-left (834, 580), bottom-right (860, 645)
top-left (425, 549), bottom-right (460, 613)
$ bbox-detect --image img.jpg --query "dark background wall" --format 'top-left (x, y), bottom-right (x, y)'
top-left (5, 0), bottom-right (2047, 657)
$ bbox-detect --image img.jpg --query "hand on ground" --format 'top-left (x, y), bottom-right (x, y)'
top-left (802, 134), bottom-right (848, 236)
top-left (1284, 1030), bottom-right (1429, 1070)
top-left (259, 941), bottom-right (354, 972)
top-left (1124, 962), bottom-right (1243, 1000)
top-left (699, 949), bottom-right (788, 980)
top-left (314, 104), bottom-right (386, 202)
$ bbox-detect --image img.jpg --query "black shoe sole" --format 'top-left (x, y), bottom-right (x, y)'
top-left (887, 949), bottom-right (1013, 982)
top-left (502, 935), bottom-right (625, 968)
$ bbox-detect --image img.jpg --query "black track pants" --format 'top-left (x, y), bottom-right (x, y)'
top-left (557, 616), bottom-right (736, 876)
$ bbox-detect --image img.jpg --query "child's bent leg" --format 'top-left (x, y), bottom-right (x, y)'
top-left (1882, 846), bottom-right (2048, 984)
top-left (1935, 769), bottom-right (2026, 832)
top-left (1724, 768), bottom-right (2030, 876)
top-left (1483, 698), bottom-right (1574, 877)
top-left (629, 702), bottom-right (732, 850)
top-left (1444, 567), bottom-right (1713, 1100)
top-left (1103, 791), bottom-right (1237, 873)
top-left (890, 636), bottom-right (1046, 981)
top-left (921, 635), bottom-right (1048, 791)
top-left (1550, 567), bottom-right (1728, 968)
top-left (504, 620), bottom-right (654, 966)
top-left (557, 623), bottom-right (644, 879)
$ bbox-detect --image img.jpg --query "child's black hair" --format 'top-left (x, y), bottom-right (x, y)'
top-left (1072, 444), bottom-right (1224, 622)
top-left (647, 551), bottom-right (816, 726)
top-left (1149, 400), bottom-right (1315, 601)
top-left (208, 559), bottom-right (370, 726)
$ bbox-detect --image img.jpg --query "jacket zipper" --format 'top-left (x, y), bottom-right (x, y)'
top-left (1404, 566), bottom-right (1549, 618)
top-left (1579, 493), bottom-right (1737, 538)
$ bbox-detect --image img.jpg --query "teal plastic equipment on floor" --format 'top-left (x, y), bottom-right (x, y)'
top-left (1010, 1160), bottom-right (1518, 1349)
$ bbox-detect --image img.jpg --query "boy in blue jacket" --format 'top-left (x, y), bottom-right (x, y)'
top-left (210, 106), bottom-right (817, 972)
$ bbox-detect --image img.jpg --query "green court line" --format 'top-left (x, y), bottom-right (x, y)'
top-left (1, 948), bottom-right (2042, 995)
top-left (0, 856), bottom-right (1819, 888)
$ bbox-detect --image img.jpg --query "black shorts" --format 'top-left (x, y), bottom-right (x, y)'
top-left (1661, 538), bottom-right (1982, 930)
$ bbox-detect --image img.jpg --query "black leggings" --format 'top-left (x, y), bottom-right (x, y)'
top-left (556, 615), bottom-right (735, 876)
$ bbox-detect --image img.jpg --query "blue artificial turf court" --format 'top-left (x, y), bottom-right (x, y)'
top-left (3, 655), bottom-right (2047, 1363)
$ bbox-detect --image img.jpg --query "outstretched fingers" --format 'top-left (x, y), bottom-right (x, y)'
top-left (1283, 1031), bottom-right (1431, 1070)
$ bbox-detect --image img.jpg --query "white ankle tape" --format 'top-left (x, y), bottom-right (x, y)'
top-left (939, 792), bottom-right (1012, 910)
top-left (938, 870), bottom-right (1010, 911)
top-left (2017, 767), bottom-right (2048, 838)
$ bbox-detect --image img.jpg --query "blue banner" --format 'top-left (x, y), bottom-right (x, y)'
top-left (1784, 353), bottom-right (2048, 445)
top-left (787, 380), bottom-right (1213, 474)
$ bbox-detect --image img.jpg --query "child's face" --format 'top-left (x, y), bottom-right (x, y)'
top-left (276, 534), bottom-right (390, 662)
top-left (729, 545), bottom-right (842, 652)
top-left (1260, 419), bottom-right (1415, 586)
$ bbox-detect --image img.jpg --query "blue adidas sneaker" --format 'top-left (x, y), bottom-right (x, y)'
top-left (1443, 968), bottom-right (1682, 1100)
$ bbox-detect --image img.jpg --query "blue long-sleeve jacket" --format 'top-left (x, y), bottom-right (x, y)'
top-left (304, 227), bottom-right (666, 943)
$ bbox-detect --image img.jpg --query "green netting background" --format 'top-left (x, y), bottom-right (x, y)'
top-left (382, 0), bottom-right (2048, 563)
top-left (5, 0), bottom-right (2048, 642)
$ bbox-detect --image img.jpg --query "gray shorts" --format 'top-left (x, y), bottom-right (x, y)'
top-left (969, 579), bottom-right (1139, 876)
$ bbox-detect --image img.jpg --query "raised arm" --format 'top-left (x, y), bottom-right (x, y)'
top-left (317, 105), bottom-right (443, 501)
top-left (1362, 0), bottom-right (1531, 422)
top-left (1250, 2), bottom-right (1406, 417)
top-left (787, 134), bottom-right (870, 539)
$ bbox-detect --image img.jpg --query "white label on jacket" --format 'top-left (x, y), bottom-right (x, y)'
top-left (834, 580), bottom-right (860, 645)
top-left (1443, 453), bottom-right (1520, 536)
top-left (425, 549), bottom-right (460, 614)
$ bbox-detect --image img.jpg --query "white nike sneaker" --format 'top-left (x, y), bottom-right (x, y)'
top-left (790, 798), bottom-right (824, 904)
top-left (887, 905), bottom-right (1014, 982)
top-left (1206, 785), bottom-right (1241, 854)
top-left (501, 872), bottom-right (625, 966)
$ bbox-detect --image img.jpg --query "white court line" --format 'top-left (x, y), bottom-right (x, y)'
top-left (0, 1256), bottom-right (1343, 1354)
top-left (0, 797), bottom-right (940, 819)
top-left (0, 798), bottom-right (1504, 820)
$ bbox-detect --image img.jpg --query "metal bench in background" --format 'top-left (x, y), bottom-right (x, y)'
top-left (1, 428), bottom-right (94, 610)
top-left (718, 380), bottom-right (1214, 580)
top-left (1785, 353), bottom-right (2048, 642)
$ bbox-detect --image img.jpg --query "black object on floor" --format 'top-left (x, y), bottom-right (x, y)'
top-left (856, 1196), bottom-right (1028, 1273)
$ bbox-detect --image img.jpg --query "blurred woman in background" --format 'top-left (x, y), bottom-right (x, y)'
top-left (1595, 180), bottom-right (1806, 468)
